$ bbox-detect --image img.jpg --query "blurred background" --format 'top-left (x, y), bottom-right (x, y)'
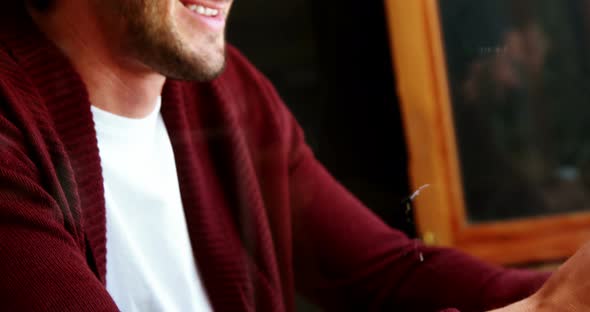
top-left (440, 0), bottom-right (590, 223)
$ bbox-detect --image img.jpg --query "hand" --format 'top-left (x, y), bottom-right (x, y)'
top-left (492, 242), bottom-right (590, 312)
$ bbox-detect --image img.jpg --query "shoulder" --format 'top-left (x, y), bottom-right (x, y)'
top-left (167, 45), bottom-right (310, 170)
top-left (173, 44), bottom-right (302, 154)
top-left (213, 44), bottom-right (289, 131)
top-left (169, 44), bottom-right (284, 115)
top-left (168, 44), bottom-right (302, 146)
top-left (218, 44), bottom-right (281, 104)
top-left (218, 45), bottom-right (308, 161)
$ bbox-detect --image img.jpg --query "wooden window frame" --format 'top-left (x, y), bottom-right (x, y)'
top-left (384, 0), bottom-right (590, 265)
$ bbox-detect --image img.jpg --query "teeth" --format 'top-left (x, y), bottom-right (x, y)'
top-left (186, 3), bottom-right (219, 17)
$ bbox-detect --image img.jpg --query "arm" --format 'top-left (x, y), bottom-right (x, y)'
top-left (230, 47), bottom-right (549, 311)
top-left (270, 98), bottom-right (549, 310)
top-left (0, 107), bottom-right (118, 310)
top-left (290, 147), bottom-right (548, 311)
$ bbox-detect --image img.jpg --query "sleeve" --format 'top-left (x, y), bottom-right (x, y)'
top-left (0, 97), bottom-right (119, 310)
top-left (273, 87), bottom-right (549, 311)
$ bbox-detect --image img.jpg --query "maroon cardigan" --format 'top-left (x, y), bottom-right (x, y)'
top-left (0, 3), bottom-right (548, 312)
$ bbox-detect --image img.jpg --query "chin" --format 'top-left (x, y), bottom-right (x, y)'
top-left (115, 0), bottom-right (230, 82)
top-left (130, 28), bottom-right (227, 81)
top-left (161, 45), bottom-right (227, 81)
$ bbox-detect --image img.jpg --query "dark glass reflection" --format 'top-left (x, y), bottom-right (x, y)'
top-left (440, 0), bottom-right (590, 223)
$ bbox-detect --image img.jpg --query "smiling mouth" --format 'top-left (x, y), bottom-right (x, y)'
top-left (186, 4), bottom-right (219, 17)
top-left (180, 1), bottom-right (225, 18)
top-left (179, 0), bottom-right (229, 32)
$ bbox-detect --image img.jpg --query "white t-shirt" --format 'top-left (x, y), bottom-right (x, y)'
top-left (91, 97), bottom-right (213, 312)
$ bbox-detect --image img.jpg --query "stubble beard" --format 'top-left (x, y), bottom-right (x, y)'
top-left (105, 0), bottom-right (227, 81)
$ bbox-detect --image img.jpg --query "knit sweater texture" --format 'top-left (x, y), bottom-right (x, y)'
top-left (0, 3), bottom-right (548, 312)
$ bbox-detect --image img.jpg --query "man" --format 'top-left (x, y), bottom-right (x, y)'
top-left (0, 0), bottom-right (584, 311)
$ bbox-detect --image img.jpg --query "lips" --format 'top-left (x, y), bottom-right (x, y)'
top-left (179, 0), bottom-right (228, 18)
top-left (178, 0), bottom-right (229, 32)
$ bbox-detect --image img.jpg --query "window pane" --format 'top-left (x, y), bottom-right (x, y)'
top-left (439, 0), bottom-right (590, 223)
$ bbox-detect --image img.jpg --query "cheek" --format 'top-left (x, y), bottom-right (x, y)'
top-left (175, 7), bottom-right (210, 44)
top-left (175, 4), bottom-right (200, 32)
top-left (136, 0), bottom-right (175, 28)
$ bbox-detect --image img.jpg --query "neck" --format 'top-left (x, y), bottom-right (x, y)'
top-left (27, 1), bottom-right (165, 118)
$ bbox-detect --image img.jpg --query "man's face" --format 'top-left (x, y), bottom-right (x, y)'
top-left (94, 0), bottom-right (233, 81)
